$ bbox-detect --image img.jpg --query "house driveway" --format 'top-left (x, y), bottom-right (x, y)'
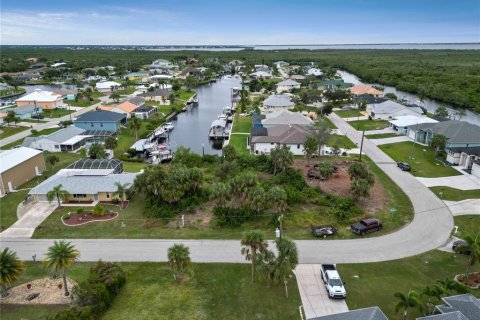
top-left (444, 199), bottom-right (480, 216)
top-left (416, 175), bottom-right (480, 190)
top-left (295, 264), bottom-right (348, 319)
top-left (369, 136), bottom-right (410, 145)
top-left (0, 202), bottom-right (57, 238)
top-left (363, 127), bottom-right (396, 135)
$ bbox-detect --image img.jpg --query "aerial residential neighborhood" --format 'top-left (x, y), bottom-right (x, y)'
top-left (0, 1), bottom-right (479, 320)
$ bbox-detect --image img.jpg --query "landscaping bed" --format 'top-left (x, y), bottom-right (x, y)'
top-left (455, 272), bottom-right (480, 289)
top-left (62, 210), bottom-right (118, 226)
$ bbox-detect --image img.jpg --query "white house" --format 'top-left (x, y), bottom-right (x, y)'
top-left (261, 110), bottom-right (313, 127)
top-left (95, 81), bottom-right (121, 93)
top-left (249, 71), bottom-right (272, 79)
top-left (15, 89), bottom-right (63, 109)
top-left (388, 115), bottom-right (438, 134)
top-left (445, 147), bottom-right (480, 176)
top-left (276, 79), bottom-right (301, 93)
top-left (273, 61), bottom-right (289, 68)
top-left (22, 126), bottom-right (89, 152)
top-left (249, 125), bottom-right (312, 155)
top-left (307, 68), bottom-right (323, 77)
top-left (366, 100), bottom-right (424, 120)
top-left (263, 94), bottom-right (294, 110)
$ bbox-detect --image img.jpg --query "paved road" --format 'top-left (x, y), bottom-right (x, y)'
top-left (0, 114), bottom-right (454, 264)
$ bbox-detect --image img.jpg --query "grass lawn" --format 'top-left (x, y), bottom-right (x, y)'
top-left (379, 142), bottom-right (461, 177)
top-left (1, 262), bottom-right (301, 320)
top-left (32, 127), bottom-right (61, 136)
top-left (42, 108), bottom-right (75, 118)
top-left (366, 133), bottom-right (402, 139)
top-left (228, 134), bottom-right (250, 156)
top-left (0, 126), bottom-right (29, 139)
top-left (122, 161), bottom-right (149, 173)
top-left (321, 116), bottom-right (337, 129)
top-left (347, 119), bottom-right (390, 131)
top-left (0, 139), bottom-right (24, 150)
top-left (0, 152), bottom-right (81, 231)
top-left (335, 109), bottom-right (363, 118)
top-left (338, 250), bottom-right (479, 320)
top-left (67, 98), bottom-right (100, 107)
top-left (328, 134), bottom-right (356, 149)
top-left (115, 87), bottom-right (136, 95)
top-left (232, 115), bottom-right (252, 133)
top-left (430, 187), bottom-right (480, 201)
top-left (454, 215), bottom-right (480, 237)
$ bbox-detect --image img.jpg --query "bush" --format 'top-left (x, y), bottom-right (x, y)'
top-left (111, 198), bottom-right (119, 205)
top-left (62, 213), bottom-right (70, 220)
top-left (92, 204), bottom-right (106, 217)
top-left (273, 168), bottom-right (308, 191)
top-left (213, 207), bottom-right (253, 227)
top-left (327, 195), bottom-right (363, 222)
top-left (144, 191), bottom-right (207, 220)
top-left (76, 208), bottom-right (84, 215)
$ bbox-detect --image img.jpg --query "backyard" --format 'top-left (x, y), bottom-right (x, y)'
top-left (1, 262), bottom-right (301, 320)
top-left (347, 119), bottom-right (390, 131)
top-left (430, 187), bottom-right (480, 201)
top-left (379, 142), bottom-right (462, 177)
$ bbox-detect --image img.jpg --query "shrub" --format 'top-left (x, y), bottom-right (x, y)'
top-left (62, 213), bottom-right (70, 220)
top-left (76, 208), bottom-right (84, 215)
top-left (111, 198), bottom-right (119, 205)
top-left (92, 204), bottom-right (106, 217)
top-left (213, 207), bottom-right (253, 227)
top-left (327, 195), bottom-right (363, 222)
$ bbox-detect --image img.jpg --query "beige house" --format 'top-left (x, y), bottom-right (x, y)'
top-left (15, 89), bottom-right (63, 109)
top-left (0, 147), bottom-right (46, 195)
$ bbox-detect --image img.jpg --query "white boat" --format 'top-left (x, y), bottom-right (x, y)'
top-left (218, 114), bottom-right (227, 120)
top-left (163, 122), bottom-right (174, 131)
top-left (209, 119), bottom-right (228, 139)
top-left (193, 98), bottom-right (199, 104)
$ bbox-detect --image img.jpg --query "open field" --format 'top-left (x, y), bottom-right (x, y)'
top-left (379, 142), bottom-right (461, 177)
top-left (328, 134), bottom-right (356, 148)
top-left (430, 186), bottom-right (480, 201)
top-left (347, 119), bottom-right (390, 131)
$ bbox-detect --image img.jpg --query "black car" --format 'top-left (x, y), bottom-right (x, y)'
top-left (452, 240), bottom-right (472, 255)
top-left (31, 114), bottom-right (44, 120)
top-left (397, 162), bottom-right (411, 171)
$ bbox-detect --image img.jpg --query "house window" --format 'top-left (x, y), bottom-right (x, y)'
top-left (100, 123), bottom-right (103, 127)
top-left (73, 194), bottom-right (87, 198)
top-left (91, 123), bottom-right (94, 127)
top-left (106, 192), bottom-right (110, 198)
top-left (271, 143), bottom-right (274, 145)
top-left (297, 144), bottom-right (300, 149)
top-left (55, 145), bottom-right (59, 149)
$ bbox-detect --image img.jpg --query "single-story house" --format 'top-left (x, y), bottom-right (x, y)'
top-left (407, 120), bottom-right (480, 148)
top-left (178, 67), bottom-right (201, 79)
top-left (22, 126), bottom-right (89, 152)
top-left (15, 89), bottom-right (63, 109)
top-left (148, 74), bottom-right (173, 81)
top-left (388, 115), bottom-right (438, 134)
top-left (110, 101), bottom-right (139, 118)
top-left (348, 84), bottom-right (383, 97)
top-left (74, 110), bottom-right (127, 132)
top-left (249, 71), bottom-right (272, 79)
top-left (138, 89), bottom-right (173, 103)
top-left (95, 81), bottom-right (121, 93)
top-left (353, 94), bottom-right (388, 107)
top-left (276, 79), bottom-right (301, 93)
top-left (263, 94), bottom-right (294, 110)
top-left (318, 79), bottom-right (353, 91)
top-left (0, 147), bottom-right (46, 195)
top-left (252, 113), bottom-right (266, 128)
top-left (128, 96), bottom-right (146, 108)
top-left (54, 88), bottom-right (77, 101)
top-left (2, 105), bottom-right (43, 120)
top-left (254, 64), bottom-right (270, 71)
top-left (261, 110), bottom-right (313, 127)
top-left (133, 105), bottom-right (157, 119)
top-left (445, 146), bottom-right (480, 177)
top-left (366, 100), bottom-right (424, 120)
top-left (125, 71), bottom-right (150, 82)
top-left (307, 68), bottom-right (323, 77)
top-left (309, 306), bottom-right (387, 320)
top-left (67, 158), bottom-right (124, 174)
top-left (273, 61), bottom-right (289, 68)
top-left (29, 169), bottom-right (138, 204)
top-left (249, 124), bottom-right (312, 155)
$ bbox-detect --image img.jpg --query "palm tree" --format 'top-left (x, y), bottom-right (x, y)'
top-left (256, 249), bottom-right (278, 287)
top-left (0, 248), bottom-right (25, 297)
top-left (128, 117), bottom-right (142, 139)
top-left (209, 182), bottom-right (231, 208)
top-left (44, 240), bottom-right (80, 296)
top-left (241, 230), bottom-right (268, 283)
top-left (276, 237), bottom-right (298, 298)
top-left (422, 284), bottom-right (444, 315)
top-left (394, 290), bottom-right (422, 320)
top-left (270, 145), bottom-right (293, 175)
top-left (266, 186), bottom-right (287, 214)
top-left (167, 244), bottom-right (190, 281)
top-left (248, 186), bottom-right (266, 215)
top-left (114, 182), bottom-right (131, 209)
top-left (455, 233), bottom-right (480, 281)
top-left (46, 184), bottom-right (70, 208)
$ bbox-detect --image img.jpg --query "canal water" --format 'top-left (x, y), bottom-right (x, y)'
top-left (337, 70), bottom-right (480, 126)
top-left (167, 76), bottom-right (241, 155)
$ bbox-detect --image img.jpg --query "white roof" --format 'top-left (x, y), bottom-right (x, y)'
top-left (389, 115), bottom-right (438, 127)
top-left (250, 71), bottom-right (272, 77)
top-left (62, 135), bottom-right (92, 145)
top-left (277, 79), bottom-right (300, 86)
top-left (0, 147), bottom-right (43, 174)
top-left (15, 89), bottom-right (62, 103)
top-left (149, 75), bottom-right (173, 80)
top-left (211, 119), bottom-right (227, 128)
top-left (307, 68), bottom-right (323, 76)
top-left (51, 62), bottom-right (67, 68)
top-left (95, 81), bottom-right (121, 90)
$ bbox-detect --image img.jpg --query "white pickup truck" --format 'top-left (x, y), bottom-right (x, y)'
top-left (320, 264), bottom-right (347, 299)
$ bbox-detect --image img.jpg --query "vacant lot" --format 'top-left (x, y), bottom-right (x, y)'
top-left (232, 115), bottom-right (252, 133)
top-left (379, 142), bottom-right (461, 177)
top-left (335, 109), bottom-right (363, 118)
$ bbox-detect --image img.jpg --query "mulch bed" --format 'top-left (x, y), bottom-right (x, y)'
top-left (456, 272), bottom-right (480, 289)
top-left (62, 211), bottom-right (118, 226)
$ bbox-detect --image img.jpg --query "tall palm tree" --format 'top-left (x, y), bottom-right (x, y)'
top-left (46, 184), bottom-right (70, 208)
top-left (114, 182), bottom-right (131, 208)
top-left (0, 248), bottom-right (25, 297)
top-left (394, 290), bottom-right (422, 320)
top-left (241, 230), bottom-right (268, 283)
top-left (128, 117), bottom-right (142, 139)
top-left (167, 244), bottom-right (190, 281)
top-left (44, 240), bottom-right (80, 296)
top-left (276, 237), bottom-right (298, 298)
top-left (455, 233), bottom-right (480, 281)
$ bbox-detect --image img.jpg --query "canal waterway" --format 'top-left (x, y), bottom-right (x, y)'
top-left (167, 76), bottom-right (241, 155)
top-left (337, 70), bottom-right (480, 126)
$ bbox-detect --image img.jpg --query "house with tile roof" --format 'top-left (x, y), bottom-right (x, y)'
top-left (348, 84), bottom-right (383, 97)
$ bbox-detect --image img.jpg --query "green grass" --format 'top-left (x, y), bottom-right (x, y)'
top-left (338, 250), bottom-right (480, 320)
top-left (228, 134), bottom-right (250, 156)
top-left (0, 139), bottom-right (24, 150)
top-left (366, 133), bottom-right (402, 139)
top-left (0, 152), bottom-right (81, 231)
top-left (0, 304), bottom-right (68, 320)
top-left (0, 126), bottom-right (29, 139)
top-left (122, 161), bottom-right (149, 173)
top-left (232, 115), bottom-right (252, 133)
top-left (1, 262), bottom-right (301, 320)
top-left (320, 116), bottom-right (337, 129)
top-left (67, 98), bottom-right (100, 107)
top-left (32, 127), bottom-right (61, 136)
top-left (347, 119), bottom-right (390, 131)
top-left (335, 109), bottom-right (363, 118)
top-left (115, 87), bottom-right (136, 95)
top-left (42, 108), bottom-right (74, 118)
top-left (328, 135), bottom-right (356, 148)
top-left (430, 187), bottom-right (480, 201)
top-left (379, 142), bottom-right (461, 178)
top-left (454, 215), bottom-right (480, 238)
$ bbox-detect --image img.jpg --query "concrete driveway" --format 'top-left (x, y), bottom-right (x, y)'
top-left (370, 136), bottom-right (410, 145)
top-left (444, 199), bottom-right (480, 216)
top-left (416, 175), bottom-right (480, 190)
top-left (295, 264), bottom-right (348, 319)
top-left (0, 202), bottom-right (57, 238)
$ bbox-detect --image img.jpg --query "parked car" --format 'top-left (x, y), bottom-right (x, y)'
top-left (452, 240), bottom-right (471, 255)
top-left (31, 114), bottom-right (44, 119)
top-left (311, 225), bottom-right (337, 237)
top-left (320, 264), bottom-right (346, 299)
top-left (397, 162), bottom-right (411, 171)
top-left (307, 168), bottom-right (324, 180)
top-left (351, 218), bottom-right (383, 235)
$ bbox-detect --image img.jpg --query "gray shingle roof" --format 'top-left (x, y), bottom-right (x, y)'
top-left (409, 120), bottom-right (480, 145)
top-left (22, 127), bottom-right (86, 148)
top-left (75, 110), bottom-right (126, 122)
top-left (128, 96), bottom-right (146, 106)
top-left (251, 124), bottom-right (312, 144)
top-left (309, 307), bottom-right (388, 320)
top-left (440, 294), bottom-right (480, 320)
top-left (418, 311), bottom-right (470, 320)
top-left (3, 105), bottom-right (42, 115)
top-left (135, 105), bottom-right (156, 113)
top-left (138, 89), bottom-right (173, 98)
top-left (277, 79), bottom-right (300, 86)
top-left (263, 94), bottom-right (294, 108)
top-left (262, 110), bottom-right (313, 126)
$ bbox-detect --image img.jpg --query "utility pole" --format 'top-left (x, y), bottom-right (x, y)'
top-left (34, 100), bottom-right (39, 123)
top-left (409, 122), bottom-right (419, 159)
top-left (359, 130), bottom-right (365, 161)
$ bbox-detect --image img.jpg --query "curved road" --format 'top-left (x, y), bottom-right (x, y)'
top-left (0, 113), bottom-right (454, 263)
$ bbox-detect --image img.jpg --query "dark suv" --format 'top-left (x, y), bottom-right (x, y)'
top-left (397, 162), bottom-right (411, 171)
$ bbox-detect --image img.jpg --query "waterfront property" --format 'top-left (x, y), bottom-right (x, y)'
top-left (407, 120), bottom-right (480, 148)
top-left (249, 71), bottom-right (272, 79)
top-left (262, 94), bottom-right (295, 111)
top-left (67, 158), bottom-right (124, 174)
top-left (261, 110), bottom-right (313, 127)
top-left (53, 88), bottom-right (77, 100)
top-left (2, 105), bottom-right (43, 120)
top-left (249, 124), bottom-right (312, 155)
top-left (138, 89), bottom-right (173, 103)
top-left (128, 96), bottom-right (146, 108)
top-left (133, 105), bottom-right (157, 119)
top-left (29, 168), bottom-right (137, 204)
top-left (306, 67), bottom-right (323, 77)
top-left (348, 84), bottom-right (383, 97)
top-left (95, 81), bottom-right (121, 93)
top-left (0, 147), bottom-right (46, 195)
top-left (276, 79), bottom-right (301, 93)
top-left (74, 110), bottom-right (127, 132)
top-left (22, 126), bottom-right (88, 152)
top-left (445, 146), bottom-right (480, 177)
top-left (318, 79), bottom-right (353, 91)
top-left (106, 101), bottom-right (139, 118)
top-left (366, 100), bottom-right (425, 120)
top-left (15, 89), bottom-right (63, 109)
top-left (388, 115), bottom-right (438, 134)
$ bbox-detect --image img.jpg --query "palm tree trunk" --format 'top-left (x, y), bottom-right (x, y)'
top-left (57, 194), bottom-right (61, 208)
top-left (63, 271), bottom-right (69, 296)
top-left (251, 250), bottom-right (256, 283)
top-left (284, 277), bottom-right (289, 298)
top-left (465, 256), bottom-right (472, 280)
top-left (403, 306), bottom-right (408, 320)
top-left (1, 283), bottom-right (8, 297)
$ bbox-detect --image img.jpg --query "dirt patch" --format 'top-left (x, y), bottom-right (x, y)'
top-left (62, 211), bottom-right (118, 226)
top-left (293, 159), bottom-right (388, 213)
top-left (0, 277), bottom-right (77, 305)
top-left (165, 203), bottom-right (214, 228)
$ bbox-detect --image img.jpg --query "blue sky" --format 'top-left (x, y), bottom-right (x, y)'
top-left (1, 0), bottom-right (479, 45)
